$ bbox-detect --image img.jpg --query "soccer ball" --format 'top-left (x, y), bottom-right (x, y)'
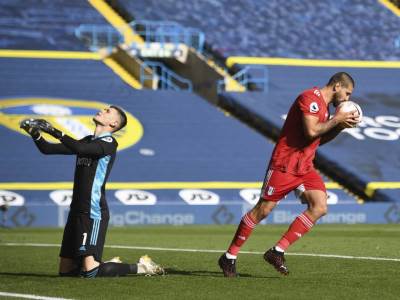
top-left (336, 101), bottom-right (363, 127)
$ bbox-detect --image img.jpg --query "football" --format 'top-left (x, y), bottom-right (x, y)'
top-left (336, 101), bottom-right (363, 127)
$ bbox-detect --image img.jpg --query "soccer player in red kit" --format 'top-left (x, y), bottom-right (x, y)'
top-left (219, 72), bottom-right (360, 277)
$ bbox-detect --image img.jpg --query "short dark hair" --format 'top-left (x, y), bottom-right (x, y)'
top-left (327, 72), bottom-right (355, 88)
top-left (110, 105), bottom-right (127, 132)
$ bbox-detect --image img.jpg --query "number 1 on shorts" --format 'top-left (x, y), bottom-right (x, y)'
top-left (81, 232), bottom-right (87, 246)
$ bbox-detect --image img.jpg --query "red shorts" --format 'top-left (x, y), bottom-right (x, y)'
top-left (261, 168), bottom-right (326, 202)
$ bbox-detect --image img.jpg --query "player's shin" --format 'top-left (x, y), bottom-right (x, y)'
top-left (81, 262), bottom-right (137, 278)
top-left (227, 212), bottom-right (257, 257)
top-left (275, 212), bottom-right (314, 252)
top-left (59, 267), bottom-right (81, 277)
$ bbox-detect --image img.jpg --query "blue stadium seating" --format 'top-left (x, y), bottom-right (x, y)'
top-left (0, 58), bottom-right (271, 182)
top-left (121, 0), bottom-right (400, 60)
top-left (0, 57), bottom-right (364, 227)
top-left (0, 0), bottom-right (107, 50)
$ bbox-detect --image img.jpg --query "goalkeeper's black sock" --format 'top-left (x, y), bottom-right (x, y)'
top-left (81, 262), bottom-right (138, 278)
top-left (59, 267), bottom-right (81, 277)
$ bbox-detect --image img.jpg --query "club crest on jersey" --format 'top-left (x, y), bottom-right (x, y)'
top-left (101, 136), bottom-right (113, 143)
top-left (267, 186), bottom-right (275, 196)
top-left (309, 102), bottom-right (319, 113)
top-left (0, 97), bottom-right (143, 151)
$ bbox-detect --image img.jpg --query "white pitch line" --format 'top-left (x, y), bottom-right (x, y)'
top-left (0, 292), bottom-right (74, 300)
top-left (1, 242), bottom-right (400, 262)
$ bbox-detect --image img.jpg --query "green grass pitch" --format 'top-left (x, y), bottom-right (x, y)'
top-left (1, 225), bottom-right (399, 299)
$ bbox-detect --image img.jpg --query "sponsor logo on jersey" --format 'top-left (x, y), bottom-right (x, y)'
top-left (77, 157), bottom-right (93, 167)
top-left (0, 97), bottom-right (143, 151)
top-left (309, 102), bottom-right (319, 113)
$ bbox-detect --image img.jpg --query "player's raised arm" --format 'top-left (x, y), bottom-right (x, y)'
top-left (60, 134), bottom-right (113, 157)
top-left (302, 103), bottom-right (357, 141)
top-left (36, 119), bottom-right (115, 157)
top-left (20, 118), bottom-right (73, 155)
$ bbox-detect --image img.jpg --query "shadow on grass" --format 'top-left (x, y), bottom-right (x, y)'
top-left (165, 268), bottom-right (280, 279)
top-left (0, 272), bottom-right (60, 278)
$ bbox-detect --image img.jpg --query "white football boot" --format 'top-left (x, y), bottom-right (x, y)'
top-left (138, 255), bottom-right (165, 276)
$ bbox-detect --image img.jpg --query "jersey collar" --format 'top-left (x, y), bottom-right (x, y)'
top-left (92, 132), bottom-right (112, 140)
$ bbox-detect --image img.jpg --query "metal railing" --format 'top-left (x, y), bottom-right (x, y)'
top-left (140, 61), bottom-right (193, 92)
top-left (129, 20), bottom-right (205, 53)
top-left (75, 21), bottom-right (205, 56)
top-left (75, 24), bottom-right (122, 52)
top-left (218, 66), bottom-right (269, 93)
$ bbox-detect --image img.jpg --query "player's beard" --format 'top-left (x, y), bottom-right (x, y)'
top-left (332, 93), bottom-right (344, 108)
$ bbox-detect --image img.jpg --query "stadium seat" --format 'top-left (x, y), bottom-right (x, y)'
top-left (0, 0), bottom-right (108, 50)
top-left (119, 0), bottom-right (400, 60)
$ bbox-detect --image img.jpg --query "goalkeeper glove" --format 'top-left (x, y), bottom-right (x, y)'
top-left (35, 119), bottom-right (64, 139)
top-left (20, 118), bottom-right (41, 140)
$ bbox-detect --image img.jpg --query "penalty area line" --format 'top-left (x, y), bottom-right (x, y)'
top-left (1, 242), bottom-right (400, 262)
top-left (0, 292), bottom-right (74, 300)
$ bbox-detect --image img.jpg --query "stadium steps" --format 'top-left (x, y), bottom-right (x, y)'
top-left (157, 48), bottom-right (244, 103)
top-left (88, 0), bottom-right (144, 46)
top-left (88, 0), bottom-right (245, 104)
top-left (103, 46), bottom-right (157, 90)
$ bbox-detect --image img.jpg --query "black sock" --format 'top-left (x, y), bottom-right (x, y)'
top-left (81, 263), bottom-right (138, 278)
top-left (59, 267), bottom-right (80, 277)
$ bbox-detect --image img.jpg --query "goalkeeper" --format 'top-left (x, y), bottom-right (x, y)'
top-left (20, 106), bottom-right (164, 277)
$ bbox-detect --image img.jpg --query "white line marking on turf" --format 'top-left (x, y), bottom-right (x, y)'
top-left (0, 292), bottom-right (73, 300)
top-left (2, 242), bottom-right (400, 262)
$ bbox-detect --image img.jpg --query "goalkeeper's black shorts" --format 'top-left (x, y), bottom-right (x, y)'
top-left (59, 213), bottom-right (109, 263)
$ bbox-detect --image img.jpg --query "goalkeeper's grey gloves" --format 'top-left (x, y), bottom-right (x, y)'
top-left (20, 118), bottom-right (41, 140)
top-left (20, 118), bottom-right (64, 140)
top-left (35, 119), bottom-right (64, 139)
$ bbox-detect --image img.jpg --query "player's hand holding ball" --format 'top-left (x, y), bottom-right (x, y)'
top-left (334, 101), bottom-right (363, 129)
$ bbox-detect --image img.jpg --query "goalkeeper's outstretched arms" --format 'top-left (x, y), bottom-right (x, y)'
top-left (32, 119), bottom-right (109, 157)
top-left (20, 118), bottom-right (73, 155)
